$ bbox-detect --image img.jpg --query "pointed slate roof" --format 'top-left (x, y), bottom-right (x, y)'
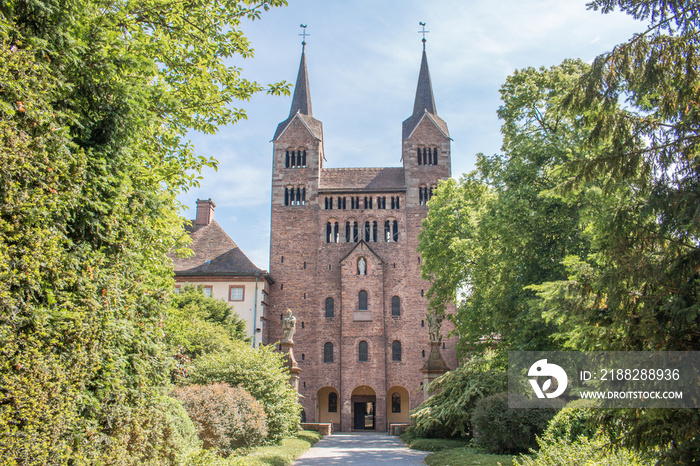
top-left (172, 221), bottom-right (264, 276)
top-left (273, 49), bottom-right (323, 141)
top-left (402, 50), bottom-right (450, 140)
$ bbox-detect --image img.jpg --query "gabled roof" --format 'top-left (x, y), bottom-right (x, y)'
top-left (273, 112), bottom-right (323, 142)
top-left (340, 240), bottom-right (383, 265)
top-left (172, 220), bottom-right (264, 276)
top-left (402, 50), bottom-right (450, 140)
top-left (319, 167), bottom-right (405, 192)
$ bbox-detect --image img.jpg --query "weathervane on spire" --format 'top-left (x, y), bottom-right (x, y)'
top-left (299, 24), bottom-right (309, 51)
top-left (418, 22), bottom-right (429, 51)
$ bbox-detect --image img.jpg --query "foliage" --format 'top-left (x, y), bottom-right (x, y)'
top-left (408, 352), bottom-right (507, 438)
top-left (167, 285), bottom-right (248, 360)
top-left (424, 447), bottom-right (517, 466)
top-left (471, 393), bottom-right (561, 454)
top-left (226, 430), bottom-right (323, 466)
top-left (540, 399), bottom-right (597, 445)
top-left (516, 434), bottom-right (652, 466)
top-left (418, 59), bottom-right (595, 357)
top-left (185, 342), bottom-right (302, 442)
top-left (401, 435), bottom-right (470, 452)
top-left (0, 0), bottom-right (288, 462)
top-left (174, 383), bottom-right (268, 456)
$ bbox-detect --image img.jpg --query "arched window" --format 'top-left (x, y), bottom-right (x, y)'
top-left (392, 340), bottom-right (402, 361)
top-left (385, 220), bottom-right (391, 242)
top-left (325, 297), bottom-right (334, 318)
top-left (391, 296), bottom-right (400, 317)
top-left (392, 392), bottom-right (401, 413)
top-left (324, 342), bottom-right (334, 363)
top-left (328, 392), bottom-right (338, 413)
top-left (285, 151), bottom-right (290, 168)
top-left (417, 147), bottom-right (422, 165)
top-left (393, 220), bottom-right (399, 242)
top-left (372, 221), bottom-right (378, 242)
top-left (302, 149), bottom-right (307, 167)
top-left (284, 187), bottom-right (289, 206)
top-left (364, 221), bottom-right (370, 242)
top-left (358, 290), bottom-right (368, 310)
top-left (433, 147), bottom-right (438, 165)
top-left (353, 221), bottom-right (359, 242)
top-left (358, 340), bottom-right (368, 362)
top-left (326, 222), bottom-right (332, 243)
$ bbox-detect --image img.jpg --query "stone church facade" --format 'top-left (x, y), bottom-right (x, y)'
top-left (264, 45), bottom-right (458, 432)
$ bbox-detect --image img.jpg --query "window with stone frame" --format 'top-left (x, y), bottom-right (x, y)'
top-left (328, 392), bottom-right (338, 413)
top-left (229, 286), bottom-right (244, 301)
top-left (358, 290), bottom-right (368, 310)
top-left (392, 392), bottom-right (401, 413)
top-left (391, 340), bottom-right (402, 361)
top-left (324, 342), bottom-right (334, 363)
top-left (358, 340), bottom-right (368, 362)
top-left (325, 297), bottom-right (334, 318)
top-left (391, 296), bottom-right (400, 317)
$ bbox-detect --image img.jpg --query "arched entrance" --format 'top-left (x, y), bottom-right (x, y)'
top-left (316, 387), bottom-right (340, 427)
top-left (386, 386), bottom-right (410, 425)
top-left (351, 385), bottom-right (376, 430)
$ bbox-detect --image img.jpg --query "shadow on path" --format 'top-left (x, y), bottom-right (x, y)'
top-left (293, 432), bottom-right (428, 465)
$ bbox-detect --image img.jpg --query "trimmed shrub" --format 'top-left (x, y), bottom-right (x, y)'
top-left (407, 351), bottom-right (507, 438)
top-left (516, 434), bottom-right (651, 466)
top-left (185, 342), bottom-right (301, 442)
top-left (174, 383), bottom-right (268, 456)
top-left (541, 398), bottom-right (597, 444)
top-left (471, 393), bottom-right (561, 454)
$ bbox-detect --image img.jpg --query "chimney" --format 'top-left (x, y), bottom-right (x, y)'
top-left (195, 198), bottom-right (215, 226)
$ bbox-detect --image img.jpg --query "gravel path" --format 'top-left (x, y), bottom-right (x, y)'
top-left (293, 432), bottom-right (428, 465)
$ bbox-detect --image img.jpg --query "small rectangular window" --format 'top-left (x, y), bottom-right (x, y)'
top-left (203, 286), bottom-right (213, 298)
top-left (229, 286), bottom-right (244, 301)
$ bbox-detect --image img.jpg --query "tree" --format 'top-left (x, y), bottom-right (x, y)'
top-left (0, 0), bottom-right (288, 463)
top-left (419, 59), bottom-right (595, 357)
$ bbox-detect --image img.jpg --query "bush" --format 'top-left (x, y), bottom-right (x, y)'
top-left (540, 398), bottom-right (597, 444)
top-left (407, 351), bottom-right (507, 438)
top-left (471, 393), bottom-right (561, 454)
top-left (516, 434), bottom-right (650, 466)
top-left (174, 383), bottom-right (268, 457)
top-left (185, 342), bottom-right (301, 442)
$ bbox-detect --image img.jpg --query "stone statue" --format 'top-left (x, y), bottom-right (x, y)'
top-left (358, 257), bottom-right (366, 275)
top-left (282, 308), bottom-right (297, 344)
top-left (427, 312), bottom-right (443, 343)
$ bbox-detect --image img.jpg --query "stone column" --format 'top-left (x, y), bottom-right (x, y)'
top-left (280, 341), bottom-right (302, 392)
top-left (419, 341), bottom-right (450, 401)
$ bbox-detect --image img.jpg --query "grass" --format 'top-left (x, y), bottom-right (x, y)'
top-left (223, 430), bottom-right (322, 466)
top-left (401, 435), bottom-right (518, 466)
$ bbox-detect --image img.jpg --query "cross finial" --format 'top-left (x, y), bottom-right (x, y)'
top-left (299, 24), bottom-right (309, 51)
top-left (418, 22), bottom-right (429, 51)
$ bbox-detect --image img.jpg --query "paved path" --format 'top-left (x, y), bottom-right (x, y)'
top-left (293, 432), bottom-right (428, 465)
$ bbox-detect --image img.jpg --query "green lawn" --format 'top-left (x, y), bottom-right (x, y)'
top-left (225, 430), bottom-right (322, 466)
top-left (402, 436), bottom-right (518, 466)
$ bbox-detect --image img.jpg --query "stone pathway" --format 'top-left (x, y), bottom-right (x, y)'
top-left (293, 432), bottom-right (428, 465)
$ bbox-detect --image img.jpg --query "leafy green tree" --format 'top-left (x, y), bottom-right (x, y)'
top-left (0, 0), bottom-right (288, 463)
top-left (419, 59), bottom-right (595, 356)
top-left (167, 285), bottom-right (248, 360)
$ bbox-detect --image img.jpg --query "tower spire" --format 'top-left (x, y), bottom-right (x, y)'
top-left (412, 48), bottom-right (436, 117)
top-left (288, 25), bottom-right (312, 117)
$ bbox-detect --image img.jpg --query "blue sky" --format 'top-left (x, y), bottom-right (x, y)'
top-left (177, 0), bottom-right (644, 270)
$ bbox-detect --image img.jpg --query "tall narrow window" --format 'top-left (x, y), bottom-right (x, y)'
top-left (325, 297), bottom-right (334, 318)
top-left (345, 222), bottom-right (351, 242)
top-left (384, 220), bottom-right (391, 242)
top-left (433, 147), bottom-right (438, 165)
top-left (328, 392), bottom-right (338, 412)
top-left (296, 150), bottom-right (302, 167)
top-left (359, 340), bottom-right (368, 362)
top-left (364, 221), bottom-right (370, 242)
top-left (392, 340), bottom-right (402, 361)
top-left (302, 150), bottom-right (307, 167)
top-left (393, 220), bottom-right (399, 242)
top-left (358, 290), bottom-right (368, 310)
top-left (353, 221), bottom-right (359, 242)
top-left (392, 393), bottom-right (401, 413)
top-left (285, 151), bottom-right (290, 168)
top-left (396, 197), bottom-right (400, 209)
top-left (334, 222), bottom-right (339, 243)
top-left (301, 187), bottom-right (306, 205)
top-left (417, 147), bottom-right (422, 165)
top-left (328, 196), bottom-right (333, 209)
top-left (391, 296), bottom-right (400, 317)
top-left (284, 187), bottom-right (289, 206)
top-left (296, 187), bottom-right (301, 206)
top-left (372, 221), bottom-right (378, 242)
top-left (326, 222), bottom-right (332, 243)
top-left (324, 342), bottom-right (333, 363)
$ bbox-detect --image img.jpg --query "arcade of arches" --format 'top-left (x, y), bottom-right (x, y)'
top-left (315, 385), bottom-right (410, 431)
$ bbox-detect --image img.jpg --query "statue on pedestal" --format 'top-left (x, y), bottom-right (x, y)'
top-left (282, 308), bottom-right (297, 344)
top-left (427, 312), bottom-right (443, 343)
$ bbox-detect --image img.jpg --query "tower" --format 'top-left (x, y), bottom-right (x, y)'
top-left (265, 39), bottom-right (457, 432)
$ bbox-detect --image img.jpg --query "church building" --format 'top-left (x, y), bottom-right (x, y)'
top-left (264, 41), bottom-right (458, 432)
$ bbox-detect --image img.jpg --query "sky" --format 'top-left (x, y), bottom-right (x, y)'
top-left (177, 0), bottom-right (645, 271)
